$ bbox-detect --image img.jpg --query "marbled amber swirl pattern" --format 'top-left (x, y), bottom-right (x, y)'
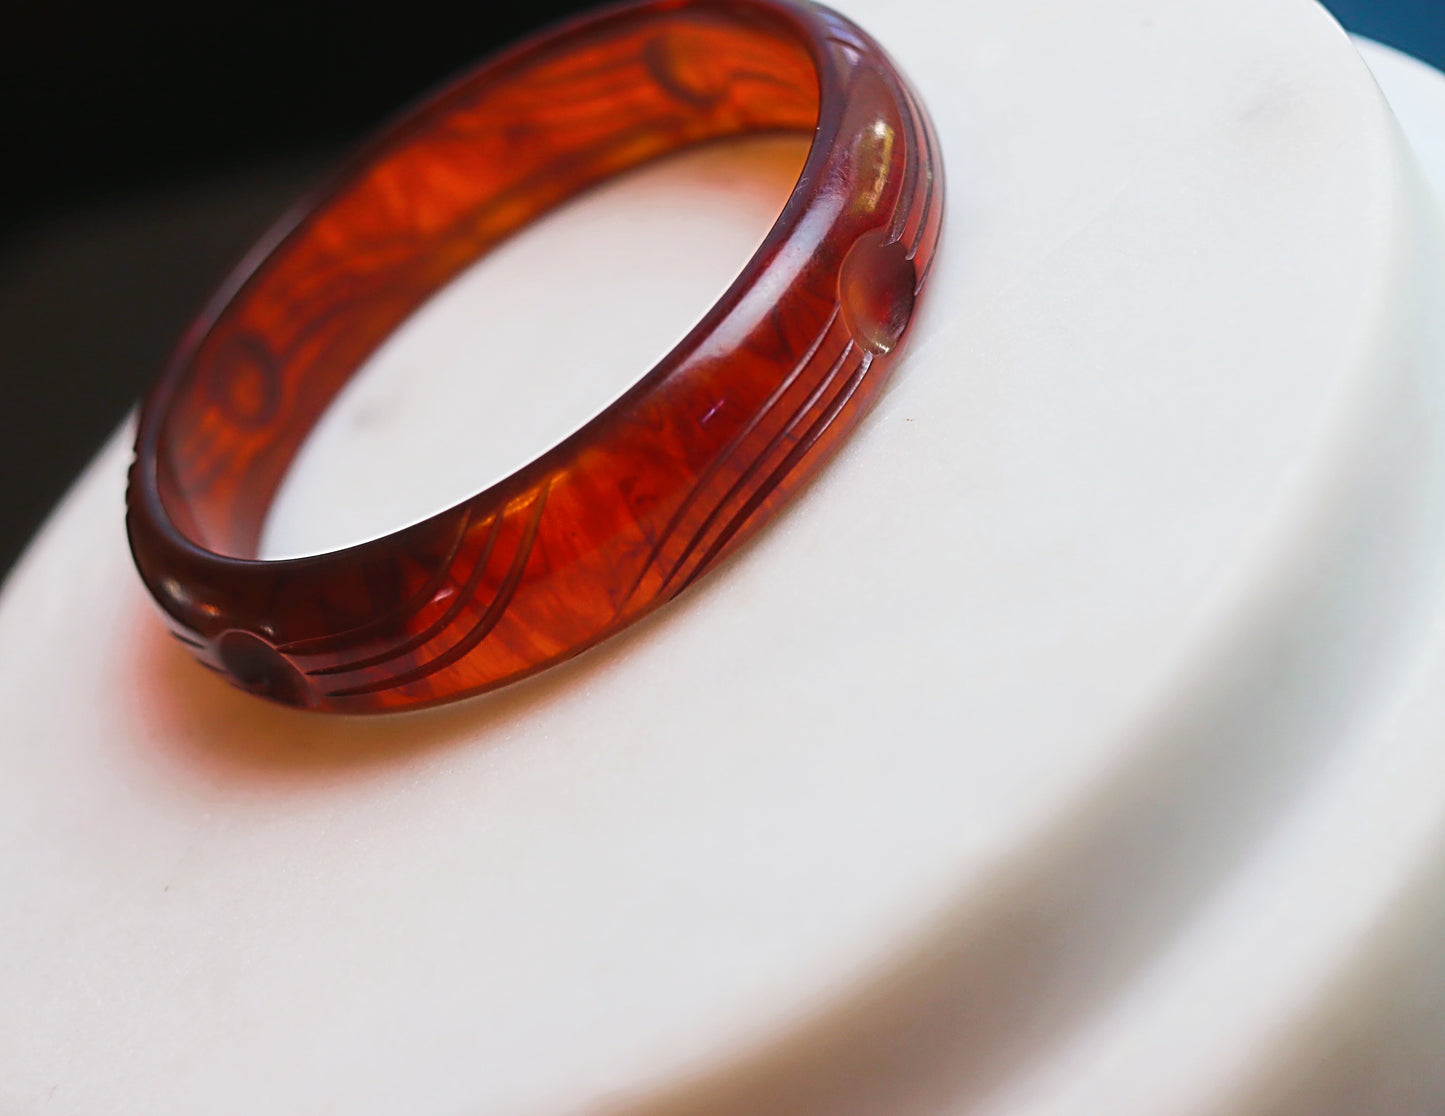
top-left (127, 0), bottom-right (944, 712)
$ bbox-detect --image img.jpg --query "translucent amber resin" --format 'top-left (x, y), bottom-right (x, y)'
top-left (127, 0), bottom-right (944, 712)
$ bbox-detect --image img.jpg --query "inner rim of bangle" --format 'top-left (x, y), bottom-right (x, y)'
top-left (154, 4), bottom-right (822, 558)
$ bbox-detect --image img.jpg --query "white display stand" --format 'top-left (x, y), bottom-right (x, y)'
top-left (4, 2), bottom-right (1445, 1113)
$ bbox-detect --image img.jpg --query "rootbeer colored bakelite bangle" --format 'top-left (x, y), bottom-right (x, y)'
top-left (126, 0), bottom-right (943, 713)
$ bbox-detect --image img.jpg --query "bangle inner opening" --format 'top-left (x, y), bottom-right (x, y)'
top-left (153, 7), bottom-right (820, 558)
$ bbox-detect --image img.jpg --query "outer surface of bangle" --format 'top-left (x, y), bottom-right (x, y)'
top-left (126, 0), bottom-right (944, 713)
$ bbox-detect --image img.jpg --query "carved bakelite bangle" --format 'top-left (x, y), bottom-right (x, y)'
top-left (126, 0), bottom-right (943, 713)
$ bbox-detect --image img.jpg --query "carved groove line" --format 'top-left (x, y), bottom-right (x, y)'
top-left (306, 509), bottom-right (505, 677)
top-left (902, 85), bottom-right (937, 264)
top-left (278, 507), bottom-right (475, 656)
top-left (615, 305), bottom-right (844, 615)
top-left (325, 483), bottom-right (551, 697)
top-left (681, 348), bottom-right (874, 592)
top-left (887, 83), bottom-right (922, 247)
top-left (661, 338), bottom-right (859, 595)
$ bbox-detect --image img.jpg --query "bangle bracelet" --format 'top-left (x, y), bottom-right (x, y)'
top-left (126, 0), bottom-right (943, 713)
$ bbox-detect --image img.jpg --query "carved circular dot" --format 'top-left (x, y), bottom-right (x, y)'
top-left (838, 230), bottom-right (917, 355)
top-left (216, 630), bottom-right (311, 709)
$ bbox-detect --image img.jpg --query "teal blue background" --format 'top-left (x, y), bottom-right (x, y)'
top-left (1322, 0), bottom-right (1445, 69)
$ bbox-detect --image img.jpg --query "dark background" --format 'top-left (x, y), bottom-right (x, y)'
top-left (0, 1), bottom-right (1440, 579)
